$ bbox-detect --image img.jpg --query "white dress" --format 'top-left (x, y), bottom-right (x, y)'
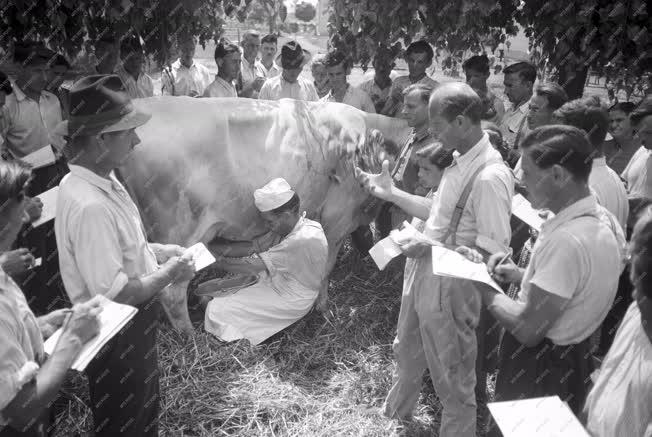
top-left (204, 215), bottom-right (328, 345)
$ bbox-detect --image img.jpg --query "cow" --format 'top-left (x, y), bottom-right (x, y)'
top-left (119, 96), bottom-right (410, 332)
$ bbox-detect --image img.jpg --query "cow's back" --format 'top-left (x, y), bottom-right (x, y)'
top-left (123, 97), bottom-right (380, 248)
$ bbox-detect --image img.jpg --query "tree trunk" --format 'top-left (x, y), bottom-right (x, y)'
top-left (558, 65), bottom-right (589, 100)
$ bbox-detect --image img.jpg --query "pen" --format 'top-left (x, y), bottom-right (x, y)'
top-left (51, 309), bottom-right (74, 354)
top-left (491, 249), bottom-right (513, 277)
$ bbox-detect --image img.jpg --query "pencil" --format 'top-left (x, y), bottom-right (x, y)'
top-left (492, 249), bottom-right (513, 276)
top-left (51, 309), bottom-right (74, 354)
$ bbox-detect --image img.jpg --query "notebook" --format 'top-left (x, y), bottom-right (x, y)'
top-left (21, 145), bottom-right (57, 169)
top-left (431, 246), bottom-right (504, 293)
top-left (44, 299), bottom-right (138, 372)
top-left (31, 186), bottom-right (59, 228)
top-left (512, 194), bottom-right (545, 232)
top-left (488, 396), bottom-right (590, 437)
top-left (183, 242), bottom-right (216, 271)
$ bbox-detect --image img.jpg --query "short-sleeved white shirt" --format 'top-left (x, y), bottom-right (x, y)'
top-left (424, 133), bottom-right (514, 254)
top-left (590, 157), bottom-right (629, 229)
top-left (0, 269), bottom-right (43, 421)
top-left (55, 165), bottom-right (159, 304)
top-left (161, 59), bottom-right (212, 96)
top-left (584, 303), bottom-right (652, 437)
top-left (0, 84), bottom-right (63, 157)
top-left (203, 76), bottom-right (238, 98)
top-left (517, 196), bottom-right (621, 345)
top-left (321, 86), bottom-right (376, 114)
top-left (258, 75), bottom-right (319, 101)
top-left (622, 146), bottom-right (652, 199)
top-left (115, 64), bottom-right (154, 99)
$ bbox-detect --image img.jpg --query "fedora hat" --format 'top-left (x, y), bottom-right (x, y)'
top-left (275, 41), bottom-right (311, 70)
top-left (54, 74), bottom-right (151, 138)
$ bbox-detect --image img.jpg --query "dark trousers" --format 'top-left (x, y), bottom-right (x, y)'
top-left (488, 331), bottom-right (594, 436)
top-left (599, 265), bottom-right (634, 355)
top-left (13, 159), bottom-right (69, 316)
top-left (0, 408), bottom-right (51, 437)
top-left (85, 298), bottom-right (161, 437)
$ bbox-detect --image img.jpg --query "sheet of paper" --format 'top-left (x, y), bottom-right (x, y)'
top-left (21, 145), bottom-right (56, 169)
top-left (431, 246), bottom-right (504, 293)
top-left (31, 186), bottom-right (59, 227)
top-left (184, 242), bottom-right (216, 271)
top-left (488, 396), bottom-right (590, 437)
top-left (512, 194), bottom-right (545, 232)
top-left (369, 236), bottom-right (403, 270)
top-left (44, 299), bottom-right (138, 372)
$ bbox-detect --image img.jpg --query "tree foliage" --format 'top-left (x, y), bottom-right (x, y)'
top-left (240, 0), bottom-right (287, 34)
top-left (328, 0), bottom-right (651, 98)
top-left (295, 1), bottom-right (316, 23)
top-left (0, 0), bottom-right (270, 67)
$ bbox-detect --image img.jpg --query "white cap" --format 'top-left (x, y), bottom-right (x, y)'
top-left (254, 178), bottom-right (295, 212)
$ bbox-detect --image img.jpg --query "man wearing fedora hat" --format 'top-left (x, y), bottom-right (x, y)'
top-left (53, 74), bottom-right (196, 436)
top-left (258, 41), bottom-right (318, 101)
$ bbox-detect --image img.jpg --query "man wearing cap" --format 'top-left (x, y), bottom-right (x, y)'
top-left (203, 40), bottom-right (240, 98)
top-left (0, 42), bottom-right (70, 316)
top-left (115, 36), bottom-right (154, 99)
top-left (204, 177), bottom-right (328, 345)
top-left (162, 35), bottom-right (212, 97)
top-left (381, 40), bottom-right (439, 117)
top-left (238, 30), bottom-right (267, 99)
top-left (321, 50), bottom-right (375, 113)
top-left (359, 47), bottom-right (396, 113)
top-left (258, 41), bottom-right (318, 101)
top-left (54, 74), bottom-right (196, 436)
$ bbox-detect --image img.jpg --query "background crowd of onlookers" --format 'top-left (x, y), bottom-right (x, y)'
top-left (1, 32), bottom-right (652, 437)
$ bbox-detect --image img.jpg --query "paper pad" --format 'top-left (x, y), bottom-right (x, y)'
top-left (512, 194), bottom-right (545, 232)
top-left (431, 246), bottom-right (503, 293)
top-left (488, 396), bottom-right (589, 437)
top-left (44, 299), bottom-right (138, 372)
top-left (21, 145), bottom-right (57, 169)
top-left (31, 186), bottom-right (59, 227)
top-left (184, 242), bottom-right (217, 271)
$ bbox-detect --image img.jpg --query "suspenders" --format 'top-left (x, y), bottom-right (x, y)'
top-left (440, 158), bottom-right (504, 246)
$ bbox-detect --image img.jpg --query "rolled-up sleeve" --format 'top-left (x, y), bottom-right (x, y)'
top-left (0, 317), bottom-right (39, 415)
top-left (71, 203), bottom-right (128, 300)
top-left (471, 167), bottom-right (514, 254)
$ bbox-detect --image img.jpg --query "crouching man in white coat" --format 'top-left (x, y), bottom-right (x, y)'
top-left (204, 178), bottom-right (329, 345)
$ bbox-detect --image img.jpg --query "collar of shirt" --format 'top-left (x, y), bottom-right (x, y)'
top-left (68, 164), bottom-right (121, 194)
top-left (215, 75), bottom-right (236, 87)
top-left (261, 61), bottom-right (279, 73)
top-left (450, 133), bottom-right (492, 172)
top-left (172, 59), bottom-right (195, 71)
top-left (593, 156), bottom-right (607, 168)
top-left (541, 195), bottom-right (598, 235)
top-left (412, 128), bottom-right (430, 143)
top-left (12, 83), bottom-right (55, 104)
top-left (509, 97), bottom-right (531, 115)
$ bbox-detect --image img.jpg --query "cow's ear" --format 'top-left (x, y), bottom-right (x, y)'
top-left (329, 169), bottom-right (342, 184)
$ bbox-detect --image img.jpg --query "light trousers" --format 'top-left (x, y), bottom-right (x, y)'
top-left (383, 254), bottom-right (481, 437)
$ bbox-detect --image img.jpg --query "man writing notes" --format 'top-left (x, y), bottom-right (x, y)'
top-left (54, 75), bottom-right (195, 436)
top-left (357, 82), bottom-right (513, 437)
top-left (478, 126), bottom-right (621, 432)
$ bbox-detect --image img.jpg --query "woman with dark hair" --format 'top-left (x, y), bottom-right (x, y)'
top-left (605, 101), bottom-right (640, 174)
top-left (0, 161), bottom-right (102, 437)
top-left (204, 178), bottom-right (329, 345)
top-left (463, 55), bottom-right (505, 124)
top-left (584, 204), bottom-right (652, 436)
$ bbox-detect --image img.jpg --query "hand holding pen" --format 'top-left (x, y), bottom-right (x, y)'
top-left (486, 249), bottom-right (523, 284)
